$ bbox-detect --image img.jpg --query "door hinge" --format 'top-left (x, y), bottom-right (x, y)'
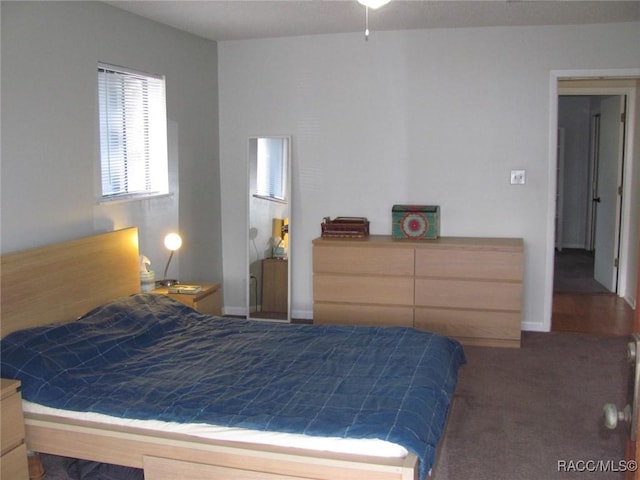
top-left (614, 258), bottom-right (619, 268)
top-left (618, 185), bottom-right (623, 196)
top-left (621, 111), bottom-right (626, 123)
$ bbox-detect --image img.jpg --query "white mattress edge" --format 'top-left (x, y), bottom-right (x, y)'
top-left (23, 400), bottom-right (408, 459)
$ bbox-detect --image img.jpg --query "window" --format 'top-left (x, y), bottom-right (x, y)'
top-left (98, 63), bottom-right (168, 201)
top-left (256, 137), bottom-right (288, 202)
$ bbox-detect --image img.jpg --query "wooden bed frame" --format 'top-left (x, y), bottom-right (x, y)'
top-left (1, 227), bottom-right (445, 480)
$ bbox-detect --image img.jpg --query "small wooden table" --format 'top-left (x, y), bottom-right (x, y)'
top-left (262, 259), bottom-right (288, 314)
top-left (152, 282), bottom-right (222, 316)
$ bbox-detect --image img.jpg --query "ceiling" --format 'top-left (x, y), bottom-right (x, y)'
top-left (106, 1), bottom-right (640, 42)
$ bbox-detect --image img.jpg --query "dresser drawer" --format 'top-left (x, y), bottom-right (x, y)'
top-left (0, 442), bottom-right (29, 480)
top-left (415, 278), bottom-right (522, 311)
top-left (314, 246), bottom-right (414, 276)
top-left (415, 248), bottom-right (523, 280)
top-left (1, 388), bottom-right (25, 455)
top-left (415, 308), bottom-right (521, 342)
top-left (314, 303), bottom-right (414, 327)
top-left (314, 275), bottom-right (414, 306)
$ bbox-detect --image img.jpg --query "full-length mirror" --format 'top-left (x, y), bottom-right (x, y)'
top-left (247, 136), bottom-right (291, 322)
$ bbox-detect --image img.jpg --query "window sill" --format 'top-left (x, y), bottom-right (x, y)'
top-left (252, 194), bottom-right (287, 205)
top-left (97, 192), bottom-right (174, 205)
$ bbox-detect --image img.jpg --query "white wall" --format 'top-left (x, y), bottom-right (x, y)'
top-left (218, 22), bottom-right (640, 330)
top-left (558, 96), bottom-right (592, 249)
top-left (1, 2), bottom-right (222, 285)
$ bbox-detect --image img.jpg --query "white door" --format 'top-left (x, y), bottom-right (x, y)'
top-left (593, 95), bottom-right (625, 291)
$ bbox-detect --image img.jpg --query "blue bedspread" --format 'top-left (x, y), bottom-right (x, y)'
top-left (1, 294), bottom-right (465, 479)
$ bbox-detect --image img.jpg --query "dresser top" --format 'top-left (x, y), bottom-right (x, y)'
top-left (1, 378), bottom-right (21, 399)
top-left (313, 234), bottom-right (523, 251)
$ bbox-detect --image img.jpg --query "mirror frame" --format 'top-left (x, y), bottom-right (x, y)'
top-left (247, 135), bottom-right (292, 322)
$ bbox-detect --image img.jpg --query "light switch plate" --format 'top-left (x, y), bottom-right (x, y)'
top-left (510, 169), bottom-right (526, 185)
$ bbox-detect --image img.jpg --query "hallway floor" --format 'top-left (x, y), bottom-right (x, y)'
top-left (552, 292), bottom-right (634, 335)
top-left (552, 248), bottom-right (634, 336)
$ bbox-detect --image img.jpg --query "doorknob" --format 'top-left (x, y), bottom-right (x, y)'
top-left (603, 403), bottom-right (632, 430)
top-left (593, 197), bottom-right (601, 203)
top-left (603, 335), bottom-right (640, 440)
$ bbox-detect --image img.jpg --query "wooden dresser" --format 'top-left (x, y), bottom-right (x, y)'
top-left (313, 235), bottom-right (524, 347)
top-left (1, 379), bottom-right (29, 480)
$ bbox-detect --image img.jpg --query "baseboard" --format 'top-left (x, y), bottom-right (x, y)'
top-left (558, 243), bottom-right (588, 250)
top-left (223, 306), bottom-right (246, 317)
top-left (522, 321), bottom-right (549, 332)
top-left (223, 306), bottom-right (314, 321)
top-left (292, 309), bottom-right (313, 320)
top-left (624, 294), bottom-right (637, 310)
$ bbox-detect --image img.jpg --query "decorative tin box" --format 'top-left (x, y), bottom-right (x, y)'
top-left (392, 205), bottom-right (440, 239)
top-left (321, 217), bottom-right (370, 238)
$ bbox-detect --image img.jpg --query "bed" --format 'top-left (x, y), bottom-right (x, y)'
top-left (0, 227), bottom-right (465, 480)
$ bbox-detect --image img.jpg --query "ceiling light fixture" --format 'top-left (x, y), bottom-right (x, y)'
top-left (358, 0), bottom-right (391, 41)
top-left (358, 0), bottom-right (391, 8)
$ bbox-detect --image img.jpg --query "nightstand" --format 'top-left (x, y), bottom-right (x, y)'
top-left (262, 258), bottom-right (288, 314)
top-left (152, 282), bottom-right (222, 316)
top-left (1, 379), bottom-right (29, 480)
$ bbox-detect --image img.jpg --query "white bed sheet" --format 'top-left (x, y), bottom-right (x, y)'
top-left (23, 400), bottom-right (409, 459)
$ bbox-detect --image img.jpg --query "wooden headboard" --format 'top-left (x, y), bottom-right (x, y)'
top-left (1, 227), bottom-right (140, 337)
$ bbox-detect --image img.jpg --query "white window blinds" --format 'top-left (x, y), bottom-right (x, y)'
top-left (256, 137), bottom-right (288, 201)
top-left (98, 64), bottom-right (168, 200)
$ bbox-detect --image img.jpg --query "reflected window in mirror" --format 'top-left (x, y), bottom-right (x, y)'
top-left (255, 138), bottom-right (288, 202)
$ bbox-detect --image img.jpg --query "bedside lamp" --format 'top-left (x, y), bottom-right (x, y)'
top-left (272, 218), bottom-right (288, 258)
top-left (157, 232), bottom-right (182, 287)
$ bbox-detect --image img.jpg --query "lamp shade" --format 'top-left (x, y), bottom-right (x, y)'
top-left (157, 232), bottom-right (182, 287)
top-left (272, 218), bottom-right (284, 240)
top-left (164, 233), bottom-right (182, 251)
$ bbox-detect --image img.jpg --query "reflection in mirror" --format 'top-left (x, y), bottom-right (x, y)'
top-left (248, 136), bottom-right (291, 322)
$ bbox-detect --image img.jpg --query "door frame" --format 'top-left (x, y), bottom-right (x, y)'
top-left (544, 69), bottom-right (640, 332)
top-left (631, 247), bottom-right (640, 480)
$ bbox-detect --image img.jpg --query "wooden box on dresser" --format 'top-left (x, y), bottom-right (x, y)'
top-left (312, 235), bottom-right (524, 347)
top-left (1, 379), bottom-right (29, 480)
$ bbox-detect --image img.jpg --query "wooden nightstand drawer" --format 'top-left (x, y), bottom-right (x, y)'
top-left (0, 442), bottom-right (28, 480)
top-left (192, 288), bottom-right (222, 316)
top-left (1, 389), bottom-right (25, 454)
top-left (1, 379), bottom-right (28, 480)
top-left (152, 283), bottom-right (222, 316)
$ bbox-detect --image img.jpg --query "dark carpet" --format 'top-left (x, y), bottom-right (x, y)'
top-left (436, 331), bottom-right (629, 480)
top-left (36, 332), bottom-right (630, 480)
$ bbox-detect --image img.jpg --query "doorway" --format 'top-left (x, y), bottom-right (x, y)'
top-left (551, 78), bottom-right (637, 335)
top-left (555, 94), bottom-right (626, 294)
